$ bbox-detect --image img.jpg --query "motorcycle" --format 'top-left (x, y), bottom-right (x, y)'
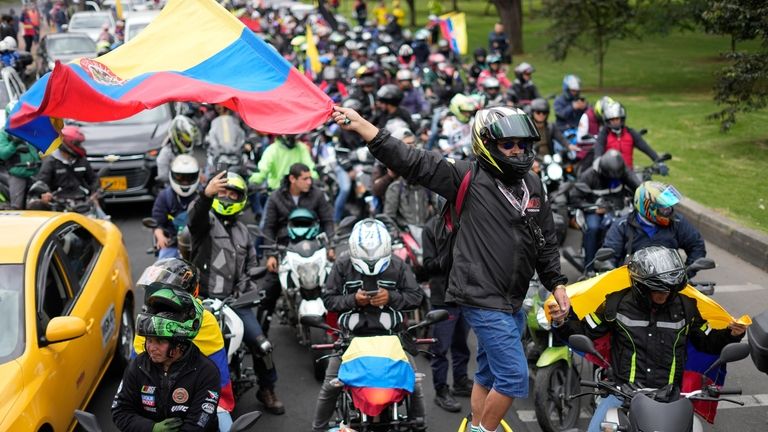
top-left (638, 152), bottom-right (672, 182)
top-left (75, 409), bottom-right (262, 432)
top-left (260, 225), bottom-right (333, 381)
top-left (567, 334), bottom-right (750, 432)
top-left (141, 215), bottom-right (188, 257)
top-left (302, 310), bottom-right (449, 432)
top-left (27, 180), bottom-right (111, 220)
top-left (202, 283), bottom-right (269, 399)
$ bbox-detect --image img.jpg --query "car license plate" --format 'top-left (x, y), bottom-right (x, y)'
top-left (101, 176), bottom-right (127, 191)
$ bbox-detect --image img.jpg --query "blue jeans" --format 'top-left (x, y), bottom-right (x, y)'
top-left (588, 395), bottom-right (622, 432)
top-left (333, 164), bottom-right (351, 223)
top-left (233, 306), bottom-right (277, 388)
top-left (461, 306), bottom-right (528, 398)
top-left (217, 411), bottom-right (233, 432)
top-left (429, 305), bottom-right (470, 389)
top-left (583, 212), bottom-right (605, 271)
top-left (157, 247), bottom-right (180, 259)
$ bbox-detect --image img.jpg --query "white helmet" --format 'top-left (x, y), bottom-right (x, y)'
top-left (169, 154), bottom-right (200, 197)
top-left (395, 69), bottom-right (413, 81)
top-left (349, 219), bottom-right (392, 276)
top-left (3, 37), bottom-right (16, 52)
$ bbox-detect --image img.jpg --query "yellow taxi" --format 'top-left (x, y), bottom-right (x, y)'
top-left (0, 211), bottom-right (135, 431)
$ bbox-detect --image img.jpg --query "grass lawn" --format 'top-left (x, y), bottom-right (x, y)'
top-left (326, 0), bottom-right (768, 231)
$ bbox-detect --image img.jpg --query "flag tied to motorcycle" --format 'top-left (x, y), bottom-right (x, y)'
top-left (6, 0), bottom-right (334, 154)
top-left (439, 12), bottom-right (467, 56)
top-left (339, 335), bottom-right (415, 417)
top-left (544, 267), bottom-right (752, 423)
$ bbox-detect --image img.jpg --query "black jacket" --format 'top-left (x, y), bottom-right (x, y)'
top-left (323, 255), bottom-right (423, 336)
top-left (569, 166), bottom-right (640, 211)
top-left (152, 186), bottom-right (197, 236)
top-left (111, 344), bottom-right (221, 432)
top-left (421, 215), bottom-right (448, 306)
top-left (263, 183), bottom-right (334, 249)
top-left (554, 288), bottom-right (742, 389)
top-left (367, 130), bottom-right (566, 312)
top-left (603, 211), bottom-right (706, 267)
top-left (35, 152), bottom-right (99, 199)
top-left (187, 194), bottom-right (259, 298)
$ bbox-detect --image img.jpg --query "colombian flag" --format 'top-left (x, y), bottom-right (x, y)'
top-left (134, 307), bottom-right (235, 412)
top-left (544, 267), bottom-right (751, 422)
top-left (7, 0), bottom-right (333, 154)
top-left (439, 12), bottom-right (468, 56)
top-left (338, 335), bottom-right (414, 416)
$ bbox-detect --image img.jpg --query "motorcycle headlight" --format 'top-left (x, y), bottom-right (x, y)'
top-left (546, 163), bottom-right (563, 181)
top-left (296, 262), bottom-right (320, 289)
top-left (543, 154), bottom-right (553, 165)
top-left (553, 153), bottom-right (563, 164)
top-left (536, 305), bottom-right (551, 331)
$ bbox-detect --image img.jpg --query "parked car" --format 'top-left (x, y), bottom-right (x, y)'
top-left (79, 104), bottom-right (174, 202)
top-left (0, 211), bottom-right (135, 431)
top-left (123, 10), bottom-right (160, 42)
top-left (37, 33), bottom-right (98, 76)
top-left (67, 11), bottom-right (116, 42)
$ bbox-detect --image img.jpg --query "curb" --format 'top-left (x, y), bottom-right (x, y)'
top-left (677, 198), bottom-right (768, 272)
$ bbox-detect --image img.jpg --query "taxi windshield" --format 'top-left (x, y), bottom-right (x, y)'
top-left (0, 265), bottom-right (24, 364)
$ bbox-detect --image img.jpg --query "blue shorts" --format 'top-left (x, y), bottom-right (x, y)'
top-left (461, 305), bottom-right (528, 398)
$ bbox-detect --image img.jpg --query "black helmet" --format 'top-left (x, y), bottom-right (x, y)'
top-left (137, 258), bottom-right (200, 299)
top-left (473, 47), bottom-right (487, 59)
top-left (529, 98), bottom-right (549, 114)
top-left (376, 84), bottom-right (403, 106)
top-left (596, 149), bottom-right (626, 180)
top-left (471, 107), bottom-right (540, 183)
top-left (342, 98), bottom-right (363, 112)
top-left (628, 246), bottom-right (688, 297)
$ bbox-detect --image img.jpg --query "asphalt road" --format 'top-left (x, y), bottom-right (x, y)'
top-left (78, 200), bottom-right (768, 432)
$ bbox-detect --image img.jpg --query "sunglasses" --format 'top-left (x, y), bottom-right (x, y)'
top-left (498, 139), bottom-right (529, 151)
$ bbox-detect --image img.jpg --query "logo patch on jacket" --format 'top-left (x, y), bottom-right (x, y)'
top-left (172, 388), bottom-right (189, 403)
top-left (202, 402), bottom-right (216, 414)
top-left (141, 394), bottom-right (155, 407)
top-left (526, 197), bottom-right (541, 213)
top-left (171, 405), bottom-right (189, 413)
top-left (141, 385), bottom-right (156, 394)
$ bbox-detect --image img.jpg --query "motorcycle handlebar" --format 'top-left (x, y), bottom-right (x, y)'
top-left (311, 343), bottom-right (336, 350)
top-left (715, 387), bottom-right (742, 396)
top-left (580, 380), bottom-right (598, 388)
top-left (414, 338), bottom-right (438, 345)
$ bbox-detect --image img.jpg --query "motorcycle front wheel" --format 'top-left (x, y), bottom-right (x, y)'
top-left (533, 360), bottom-right (581, 432)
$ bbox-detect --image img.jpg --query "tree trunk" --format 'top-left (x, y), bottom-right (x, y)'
top-left (493, 0), bottom-right (524, 55)
top-left (597, 37), bottom-right (605, 88)
top-left (406, 0), bottom-right (416, 27)
top-left (731, 35), bottom-right (736, 53)
top-left (453, 0), bottom-right (460, 11)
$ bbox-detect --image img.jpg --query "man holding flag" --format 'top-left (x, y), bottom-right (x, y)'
top-left (552, 246), bottom-right (747, 432)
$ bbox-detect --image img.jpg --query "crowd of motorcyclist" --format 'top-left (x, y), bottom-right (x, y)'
top-left (0, 1), bottom-right (756, 431)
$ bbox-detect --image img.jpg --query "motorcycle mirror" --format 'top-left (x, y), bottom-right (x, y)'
top-left (74, 410), bottom-right (101, 432)
top-left (687, 257), bottom-right (715, 274)
top-left (229, 289), bottom-right (263, 309)
top-left (569, 335), bottom-right (600, 357)
top-left (230, 410), bottom-right (263, 432)
top-left (425, 309), bottom-right (449, 324)
top-left (595, 248), bottom-right (615, 262)
top-left (638, 128), bottom-right (648, 136)
top-left (300, 314), bottom-right (332, 330)
top-left (248, 266), bottom-right (268, 279)
top-left (657, 152), bottom-right (672, 162)
top-left (142, 217), bottom-right (159, 229)
top-left (704, 343), bottom-right (751, 378)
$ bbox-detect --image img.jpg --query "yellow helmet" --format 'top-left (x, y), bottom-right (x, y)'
top-left (212, 172), bottom-right (248, 216)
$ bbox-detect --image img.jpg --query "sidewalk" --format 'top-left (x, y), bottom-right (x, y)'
top-left (677, 198), bottom-right (768, 272)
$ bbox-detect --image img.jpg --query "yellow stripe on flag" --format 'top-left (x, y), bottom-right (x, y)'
top-left (305, 24), bottom-right (322, 74)
top-left (93, 0), bottom-right (243, 78)
top-left (115, 0), bottom-right (124, 20)
top-left (341, 335), bottom-right (409, 363)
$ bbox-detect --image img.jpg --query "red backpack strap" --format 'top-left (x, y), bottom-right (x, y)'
top-left (454, 162), bottom-right (475, 214)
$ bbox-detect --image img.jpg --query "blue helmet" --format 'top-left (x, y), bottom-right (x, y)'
top-left (287, 208), bottom-right (320, 241)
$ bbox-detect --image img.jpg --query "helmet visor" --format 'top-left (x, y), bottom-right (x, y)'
top-left (483, 115), bottom-right (540, 142)
top-left (172, 171), bottom-right (199, 186)
top-left (137, 266), bottom-right (189, 289)
top-left (656, 185), bottom-right (682, 208)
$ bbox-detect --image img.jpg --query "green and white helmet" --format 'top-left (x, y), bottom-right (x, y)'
top-left (135, 288), bottom-right (203, 341)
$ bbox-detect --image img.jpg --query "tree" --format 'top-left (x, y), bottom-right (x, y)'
top-left (704, 1), bottom-right (768, 130)
top-left (701, 0), bottom-right (761, 52)
top-left (542, 0), bottom-right (635, 88)
top-left (405, 0), bottom-right (416, 27)
top-left (491, 0), bottom-right (524, 55)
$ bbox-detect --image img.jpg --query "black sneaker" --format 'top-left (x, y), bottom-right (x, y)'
top-left (451, 376), bottom-right (474, 397)
top-left (434, 385), bottom-right (461, 412)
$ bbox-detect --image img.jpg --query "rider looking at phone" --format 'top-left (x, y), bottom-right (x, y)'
top-left (151, 155), bottom-right (200, 259)
top-left (312, 218), bottom-right (426, 432)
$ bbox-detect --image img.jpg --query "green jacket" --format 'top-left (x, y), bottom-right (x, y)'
top-left (248, 138), bottom-right (317, 191)
top-left (0, 132), bottom-right (41, 178)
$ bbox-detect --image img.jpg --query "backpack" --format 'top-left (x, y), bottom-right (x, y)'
top-left (433, 162), bottom-right (476, 273)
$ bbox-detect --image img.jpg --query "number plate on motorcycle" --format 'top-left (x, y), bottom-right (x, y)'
top-left (101, 176), bottom-right (127, 191)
